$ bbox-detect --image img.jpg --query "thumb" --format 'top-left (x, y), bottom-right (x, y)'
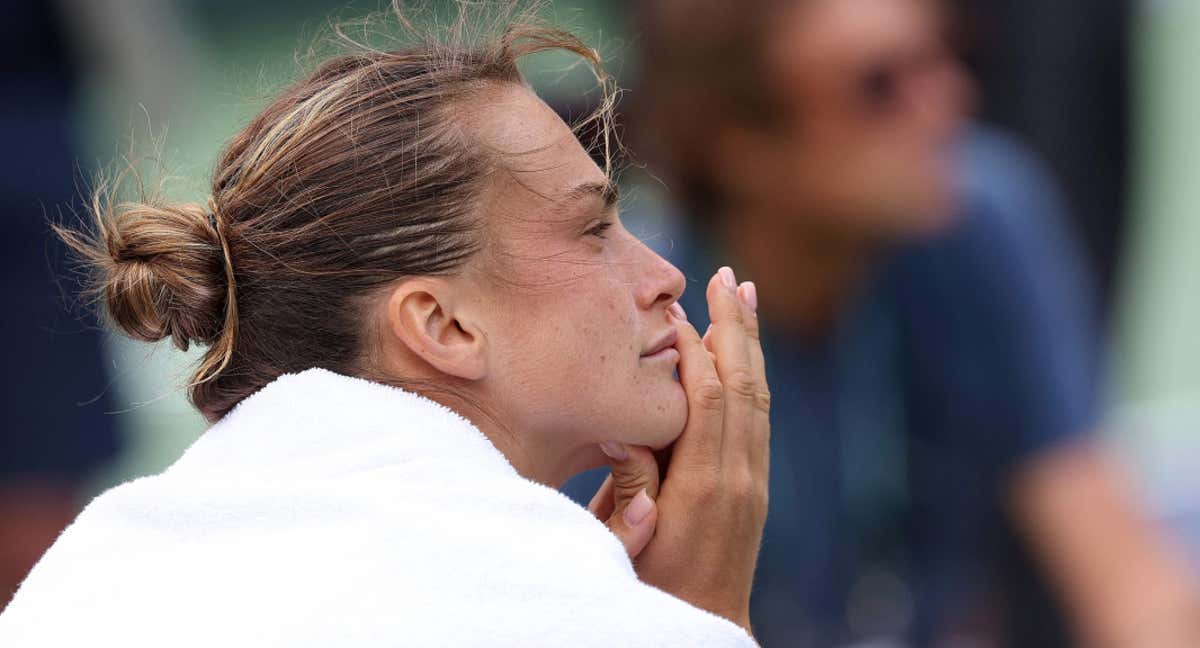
top-left (597, 442), bottom-right (661, 558)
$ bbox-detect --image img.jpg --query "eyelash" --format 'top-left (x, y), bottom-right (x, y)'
top-left (585, 221), bottom-right (613, 239)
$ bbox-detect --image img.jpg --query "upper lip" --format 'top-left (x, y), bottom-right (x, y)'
top-left (641, 328), bottom-right (679, 357)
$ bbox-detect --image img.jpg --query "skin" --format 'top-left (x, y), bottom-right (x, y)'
top-left (0, 480), bottom-right (78, 613)
top-left (377, 82), bottom-right (688, 489)
top-left (715, 0), bottom-right (970, 240)
top-left (370, 82), bottom-right (772, 631)
top-left (704, 0), bottom-right (1200, 643)
top-left (1013, 445), bottom-right (1200, 648)
top-left (711, 0), bottom-right (971, 332)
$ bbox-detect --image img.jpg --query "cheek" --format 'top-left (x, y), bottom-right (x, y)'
top-left (489, 272), bottom-right (685, 447)
top-left (498, 272), bottom-right (638, 380)
top-left (570, 286), bottom-right (639, 370)
top-left (587, 286), bottom-right (686, 444)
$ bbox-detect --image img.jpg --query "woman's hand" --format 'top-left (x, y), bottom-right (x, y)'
top-left (587, 442), bottom-right (661, 559)
top-left (591, 266), bottom-right (770, 633)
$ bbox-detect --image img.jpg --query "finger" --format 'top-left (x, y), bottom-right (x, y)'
top-left (702, 325), bottom-right (717, 365)
top-left (736, 281), bottom-right (767, 391)
top-left (668, 304), bottom-right (724, 468)
top-left (736, 280), bottom-right (771, 476)
top-left (591, 475), bottom-right (657, 559)
top-left (706, 269), bottom-right (757, 456)
top-left (598, 443), bottom-right (661, 558)
top-left (603, 443), bottom-right (661, 503)
top-left (587, 474), bottom-right (615, 521)
top-left (706, 268), bottom-right (753, 385)
top-left (606, 489), bottom-right (658, 559)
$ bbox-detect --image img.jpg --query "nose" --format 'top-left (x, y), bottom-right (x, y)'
top-left (632, 239), bottom-right (685, 311)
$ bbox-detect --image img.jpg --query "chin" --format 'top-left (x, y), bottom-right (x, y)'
top-left (638, 385), bottom-right (688, 450)
top-left (918, 182), bottom-right (964, 233)
top-left (888, 176), bottom-right (962, 238)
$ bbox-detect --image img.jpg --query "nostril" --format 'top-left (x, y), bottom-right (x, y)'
top-left (652, 291), bottom-right (676, 309)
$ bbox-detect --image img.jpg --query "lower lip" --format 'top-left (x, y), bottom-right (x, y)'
top-left (641, 347), bottom-right (680, 364)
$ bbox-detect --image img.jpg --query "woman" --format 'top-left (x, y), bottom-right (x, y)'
top-left (0, 4), bottom-right (770, 646)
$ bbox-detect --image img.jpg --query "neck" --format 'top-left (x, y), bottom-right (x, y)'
top-left (717, 202), bottom-right (874, 336)
top-left (369, 348), bottom-right (597, 489)
top-left (420, 389), bottom-right (595, 489)
top-left (371, 329), bottom-right (596, 490)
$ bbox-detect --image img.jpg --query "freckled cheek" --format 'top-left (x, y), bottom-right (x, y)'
top-left (576, 324), bottom-right (635, 367)
top-left (616, 317), bottom-right (639, 361)
top-left (583, 292), bottom-right (636, 357)
top-left (545, 280), bottom-right (640, 372)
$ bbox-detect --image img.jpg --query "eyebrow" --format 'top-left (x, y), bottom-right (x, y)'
top-left (564, 180), bottom-right (619, 211)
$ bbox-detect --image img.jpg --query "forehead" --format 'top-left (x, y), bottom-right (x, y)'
top-left (776, 0), bottom-right (940, 74)
top-left (462, 82), bottom-right (609, 215)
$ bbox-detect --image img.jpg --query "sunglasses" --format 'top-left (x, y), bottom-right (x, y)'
top-left (851, 46), bottom-right (955, 118)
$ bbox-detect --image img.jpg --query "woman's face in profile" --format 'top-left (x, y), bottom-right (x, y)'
top-left (462, 83), bottom-right (688, 479)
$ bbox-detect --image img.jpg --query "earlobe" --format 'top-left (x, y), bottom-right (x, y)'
top-left (385, 281), bottom-right (487, 381)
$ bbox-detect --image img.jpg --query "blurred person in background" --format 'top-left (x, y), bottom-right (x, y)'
top-left (620, 0), bottom-right (1199, 645)
top-left (0, 1), bottom-right (122, 611)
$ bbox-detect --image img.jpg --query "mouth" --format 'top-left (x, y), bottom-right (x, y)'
top-left (640, 328), bottom-right (680, 362)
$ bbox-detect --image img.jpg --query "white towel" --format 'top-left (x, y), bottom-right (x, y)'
top-left (0, 368), bottom-right (755, 647)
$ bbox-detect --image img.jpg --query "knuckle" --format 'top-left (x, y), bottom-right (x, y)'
top-left (714, 298), bottom-right (744, 327)
top-left (745, 322), bottom-right (763, 343)
top-left (723, 460), bottom-right (768, 496)
top-left (691, 378), bottom-right (725, 411)
top-left (730, 304), bottom-right (745, 325)
top-left (729, 469), bottom-right (756, 499)
top-left (753, 388), bottom-right (772, 414)
top-left (726, 371), bottom-right (759, 400)
top-left (612, 470), bottom-right (654, 495)
top-left (688, 476), bottom-right (721, 504)
top-left (683, 332), bottom-right (707, 351)
top-left (730, 469), bottom-right (769, 518)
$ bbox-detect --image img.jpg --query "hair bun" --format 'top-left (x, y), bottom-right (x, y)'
top-left (61, 199), bottom-right (232, 352)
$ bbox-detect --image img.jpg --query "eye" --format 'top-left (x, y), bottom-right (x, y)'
top-left (584, 221), bottom-right (613, 239)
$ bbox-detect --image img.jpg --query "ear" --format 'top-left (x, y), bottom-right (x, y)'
top-left (384, 279), bottom-right (487, 381)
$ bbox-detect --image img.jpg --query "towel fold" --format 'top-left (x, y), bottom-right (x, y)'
top-left (0, 368), bottom-right (754, 647)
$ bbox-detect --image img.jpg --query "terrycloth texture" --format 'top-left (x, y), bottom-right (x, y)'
top-left (0, 369), bottom-right (755, 647)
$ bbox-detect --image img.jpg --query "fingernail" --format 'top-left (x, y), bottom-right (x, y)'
top-left (624, 489), bottom-right (654, 527)
top-left (599, 441), bottom-right (628, 461)
top-left (739, 281), bottom-right (758, 311)
top-left (718, 266), bottom-right (736, 290)
top-left (668, 302), bottom-right (687, 321)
